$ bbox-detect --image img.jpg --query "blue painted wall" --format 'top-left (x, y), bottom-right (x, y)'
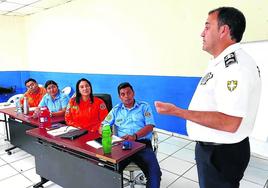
top-left (0, 71), bottom-right (200, 135)
top-left (0, 71), bottom-right (29, 102)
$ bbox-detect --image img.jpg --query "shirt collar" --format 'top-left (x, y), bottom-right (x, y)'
top-left (49, 92), bottom-right (60, 100)
top-left (27, 87), bottom-right (40, 95)
top-left (120, 100), bottom-right (139, 110)
top-left (209, 43), bottom-right (241, 67)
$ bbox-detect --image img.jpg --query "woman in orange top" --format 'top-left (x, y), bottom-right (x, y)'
top-left (65, 78), bottom-right (108, 132)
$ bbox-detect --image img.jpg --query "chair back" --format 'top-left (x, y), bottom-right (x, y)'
top-left (61, 86), bottom-right (72, 97)
top-left (94, 93), bottom-right (113, 112)
top-left (264, 179), bottom-right (268, 188)
top-left (7, 94), bottom-right (24, 104)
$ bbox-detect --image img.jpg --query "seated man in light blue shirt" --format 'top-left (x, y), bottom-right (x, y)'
top-left (101, 82), bottom-right (162, 188)
top-left (38, 80), bottom-right (69, 117)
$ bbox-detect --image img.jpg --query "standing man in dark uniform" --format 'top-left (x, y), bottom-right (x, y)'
top-left (155, 7), bottom-right (261, 188)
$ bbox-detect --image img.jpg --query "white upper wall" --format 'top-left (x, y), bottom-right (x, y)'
top-left (1, 0), bottom-right (268, 76)
top-left (0, 16), bottom-right (26, 71)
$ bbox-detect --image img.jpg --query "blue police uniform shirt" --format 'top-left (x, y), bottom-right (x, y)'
top-left (39, 92), bottom-right (69, 112)
top-left (102, 100), bottom-right (155, 140)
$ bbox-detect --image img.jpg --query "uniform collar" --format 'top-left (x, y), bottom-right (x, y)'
top-left (27, 87), bottom-right (40, 95)
top-left (209, 43), bottom-right (241, 67)
top-left (120, 100), bottom-right (139, 110)
top-left (48, 92), bottom-right (60, 100)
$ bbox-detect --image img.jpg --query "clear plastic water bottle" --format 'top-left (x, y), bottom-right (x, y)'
top-left (15, 98), bottom-right (22, 115)
top-left (102, 125), bottom-right (112, 154)
top-left (23, 97), bottom-right (29, 115)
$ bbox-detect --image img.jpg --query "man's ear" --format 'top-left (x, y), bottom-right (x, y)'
top-left (219, 25), bottom-right (231, 39)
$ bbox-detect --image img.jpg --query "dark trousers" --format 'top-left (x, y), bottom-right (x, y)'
top-left (195, 137), bottom-right (250, 188)
top-left (119, 139), bottom-right (162, 188)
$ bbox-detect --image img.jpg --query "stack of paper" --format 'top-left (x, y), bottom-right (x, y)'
top-left (86, 135), bottom-right (124, 149)
top-left (86, 140), bottom-right (102, 149)
top-left (111, 135), bottom-right (124, 143)
top-left (47, 126), bottom-right (78, 136)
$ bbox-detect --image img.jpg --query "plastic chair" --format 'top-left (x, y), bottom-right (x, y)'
top-left (61, 86), bottom-right (72, 97)
top-left (123, 130), bottom-right (159, 187)
top-left (7, 94), bottom-right (24, 104)
top-left (264, 179), bottom-right (268, 188)
top-left (0, 93), bottom-right (23, 150)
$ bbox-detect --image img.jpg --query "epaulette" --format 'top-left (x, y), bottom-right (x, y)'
top-left (113, 103), bottom-right (121, 109)
top-left (138, 101), bottom-right (148, 105)
top-left (224, 52), bottom-right (237, 68)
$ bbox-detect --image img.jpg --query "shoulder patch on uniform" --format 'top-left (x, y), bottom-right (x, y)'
top-left (100, 103), bottom-right (106, 110)
top-left (227, 80), bottom-right (238, 91)
top-left (144, 112), bottom-right (151, 117)
top-left (106, 114), bottom-right (112, 121)
top-left (224, 52), bottom-right (237, 68)
top-left (200, 72), bottom-right (213, 85)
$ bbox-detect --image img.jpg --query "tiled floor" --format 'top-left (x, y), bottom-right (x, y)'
top-left (0, 121), bottom-right (268, 188)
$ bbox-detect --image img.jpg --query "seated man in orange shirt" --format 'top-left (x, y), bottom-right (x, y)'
top-left (65, 78), bottom-right (108, 132)
top-left (20, 78), bottom-right (46, 107)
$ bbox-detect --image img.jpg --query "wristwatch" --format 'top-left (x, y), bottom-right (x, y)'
top-left (133, 133), bottom-right (138, 140)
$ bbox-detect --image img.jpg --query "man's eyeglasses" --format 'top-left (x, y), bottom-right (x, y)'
top-left (26, 82), bottom-right (36, 89)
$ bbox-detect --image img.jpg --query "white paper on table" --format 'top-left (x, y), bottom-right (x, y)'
top-left (47, 126), bottom-right (78, 136)
top-left (111, 135), bottom-right (124, 143)
top-left (86, 135), bottom-right (124, 149)
top-left (86, 140), bottom-right (102, 149)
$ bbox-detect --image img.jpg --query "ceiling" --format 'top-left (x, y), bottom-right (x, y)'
top-left (0, 0), bottom-right (76, 16)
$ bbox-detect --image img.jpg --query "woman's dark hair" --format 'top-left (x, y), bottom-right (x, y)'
top-left (44, 80), bottom-right (58, 89)
top-left (117, 82), bottom-right (134, 95)
top-left (75, 78), bottom-right (94, 104)
top-left (209, 7), bottom-right (246, 42)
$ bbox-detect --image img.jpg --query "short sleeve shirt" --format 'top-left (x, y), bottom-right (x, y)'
top-left (20, 87), bottom-right (47, 107)
top-left (102, 100), bottom-right (155, 140)
top-left (187, 43), bottom-right (261, 143)
top-left (39, 92), bottom-right (69, 112)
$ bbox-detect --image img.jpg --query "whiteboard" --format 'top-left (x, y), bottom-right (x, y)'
top-left (242, 40), bottom-right (268, 157)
